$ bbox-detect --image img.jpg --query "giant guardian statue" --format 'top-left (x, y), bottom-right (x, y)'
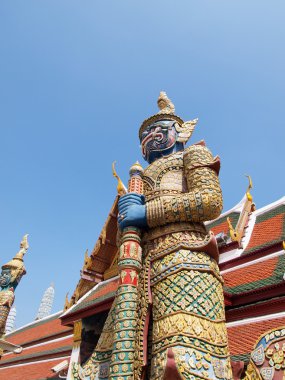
top-left (73, 93), bottom-right (232, 380)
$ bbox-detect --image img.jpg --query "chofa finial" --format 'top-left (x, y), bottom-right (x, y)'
top-left (245, 175), bottom-right (253, 202)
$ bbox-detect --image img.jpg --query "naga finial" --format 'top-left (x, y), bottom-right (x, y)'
top-left (83, 249), bottom-right (92, 270)
top-left (227, 217), bottom-right (240, 242)
top-left (157, 91), bottom-right (175, 115)
top-left (245, 175), bottom-right (253, 202)
top-left (64, 292), bottom-right (70, 311)
top-left (112, 161), bottom-right (127, 196)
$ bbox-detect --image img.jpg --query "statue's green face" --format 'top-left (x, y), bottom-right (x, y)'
top-left (0, 269), bottom-right (11, 288)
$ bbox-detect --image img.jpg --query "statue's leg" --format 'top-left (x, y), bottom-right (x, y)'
top-left (150, 250), bottom-right (232, 380)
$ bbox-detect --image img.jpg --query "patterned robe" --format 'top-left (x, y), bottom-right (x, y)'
top-left (75, 143), bottom-right (233, 380)
top-left (136, 143), bottom-right (232, 380)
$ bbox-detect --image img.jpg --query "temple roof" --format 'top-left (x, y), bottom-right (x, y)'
top-left (65, 196), bottom-right (119, 310)
top-left (61, 277), bottom-right (118, 324)
top-left (0, 312), bottom-right (72, 379)
top-left (0, 357), bottom-right (70, 380)
top-left (0, 335), bottom-right (72, 366)
top-left (223, 252), bottom-right (285, 295)
top-left (227, 313), bottom-right (285, 361)
top-left (242, 202), bottom-right (285, 255)
top-left (207, 211), bottom-right (240, 237)
top-left (6, 311), bottom-right (71, 347)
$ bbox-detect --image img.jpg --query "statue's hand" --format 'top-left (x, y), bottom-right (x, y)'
top-left (118, 193), bottom-right (147, 230)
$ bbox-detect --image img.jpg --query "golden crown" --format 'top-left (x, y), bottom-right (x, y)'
top-left (2, 234), bottom-right (29, 282)
top-left (139, 92), bottom-right (197, 144)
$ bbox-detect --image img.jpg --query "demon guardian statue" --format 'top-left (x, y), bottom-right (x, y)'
top-left (72, 93), bottom-right (232, 380)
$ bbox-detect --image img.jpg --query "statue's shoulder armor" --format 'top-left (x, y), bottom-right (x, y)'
top-left (184, 141), bottom-right (220, 174)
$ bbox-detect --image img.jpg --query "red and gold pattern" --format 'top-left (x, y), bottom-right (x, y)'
top-left (109, 163), bottom-right (144, 380)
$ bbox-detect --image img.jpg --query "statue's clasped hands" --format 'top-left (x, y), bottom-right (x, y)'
top-left (118, 193), bottom-right (147, 230)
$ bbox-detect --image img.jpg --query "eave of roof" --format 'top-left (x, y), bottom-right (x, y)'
top-left (61, 276), bottom-right (118, 325)
top-left (218, 196), bottom-right (285, 266)
top-left (0, 356), bottom-right (70, 380)
top-left (1, 335), bottom-right (73, 367)
top-left (6, 311), bottom-right (71, 347)
top-left (242, 204), bottom-right (285, 256)
top-left (223, 253), bottom-right (285, 295)
top-left (227, 312), bottom-right (285, 356)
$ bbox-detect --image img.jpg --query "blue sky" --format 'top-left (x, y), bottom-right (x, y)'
top-left (0, 1), bottom-right (284, 328)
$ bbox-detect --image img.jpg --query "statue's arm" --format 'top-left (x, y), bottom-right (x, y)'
top-left (146, 144), bottom-right (223, 227)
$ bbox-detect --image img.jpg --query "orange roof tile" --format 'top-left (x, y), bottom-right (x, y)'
top-left (7, 314), bottom-right (72, 346)
top-left (0, 357), bottom-right (69, 380)
top-left (223, 256), bottom-right (278, 288)
top-left (228, 316), bottom-right (285, 356)
top-left (223, 254), bottom-right (285, 295)
top-left (210, 220), bottom-right (230, 236)
top-left (246, 214), bottom-right (284, 251)
top-left (1, 336), bottom-right (72, 365)
top-left (207, 212), bottom-right (240, 237)
top-left (243, 205), bottom-right (285, 255)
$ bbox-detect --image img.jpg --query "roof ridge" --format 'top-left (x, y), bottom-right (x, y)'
top-left (254, 196), bottom-right (285, 216)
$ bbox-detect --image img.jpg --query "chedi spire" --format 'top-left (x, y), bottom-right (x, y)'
top-left (35, 283), bottom-right (55, 320)
top-left (5, 306), bottom-right (16, 334)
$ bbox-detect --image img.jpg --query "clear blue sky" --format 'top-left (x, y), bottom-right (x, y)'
top-left (0, 1), bottom-right (284, 328)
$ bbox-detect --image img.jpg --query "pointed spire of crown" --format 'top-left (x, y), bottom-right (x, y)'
top-left (2, 235), bottom-right (29, 282)
top-left (139, 91), bottom-right (198, 144)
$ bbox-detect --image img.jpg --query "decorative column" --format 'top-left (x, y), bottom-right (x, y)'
top-left (67, 320), bottom-right (82, 380)
top-left (109, 162), bottom-right (144, 380)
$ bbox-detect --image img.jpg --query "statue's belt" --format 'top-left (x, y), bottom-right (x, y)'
top-left (142, 222), bottom-right (219, 262)
top-left (142, 222), bottom-right (206, 241)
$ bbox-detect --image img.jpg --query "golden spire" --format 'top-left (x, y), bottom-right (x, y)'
top-left (112, 161), bottom-right (127, 196)
top-left (83, 249), bottom-right (92, 270)
top-left (245, 175), bottom-right (253, 202)
top-left (227, 217), bottom-right (239, 242)
top-left (64, 293), bottom-right (70, 311)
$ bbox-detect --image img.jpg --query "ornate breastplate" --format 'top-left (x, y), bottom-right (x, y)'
top-left (143, 152), bottom-right (187, 201)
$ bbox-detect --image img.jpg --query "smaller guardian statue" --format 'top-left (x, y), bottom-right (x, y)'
top-left (0, 235), bottom-right (29, 338)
